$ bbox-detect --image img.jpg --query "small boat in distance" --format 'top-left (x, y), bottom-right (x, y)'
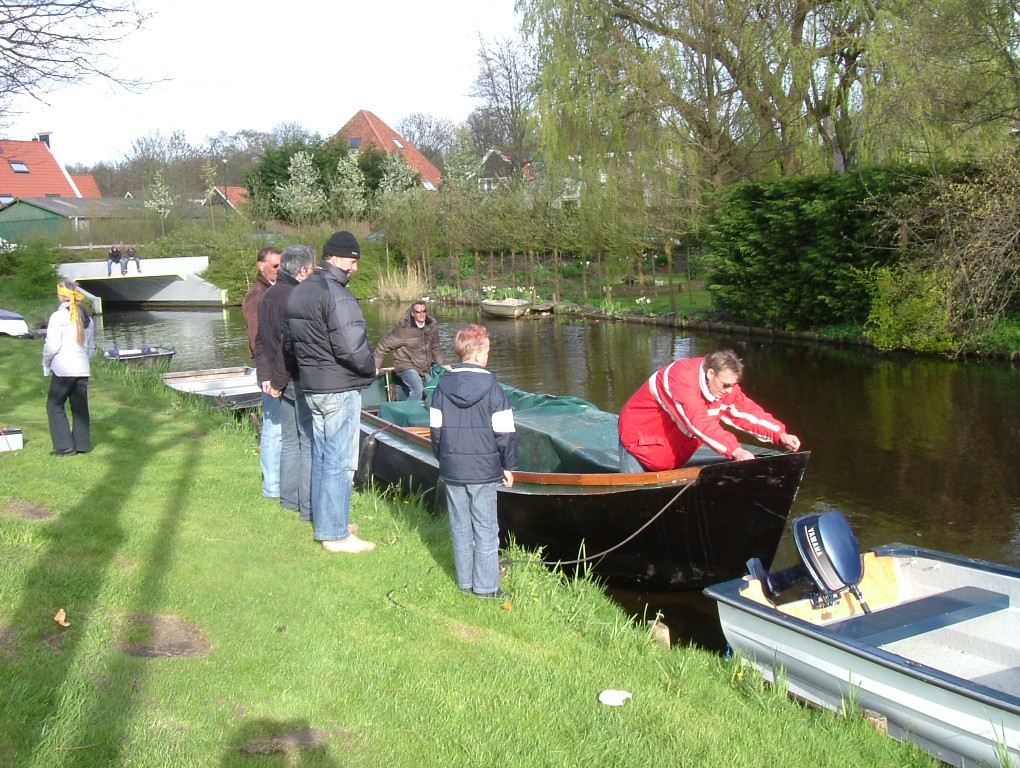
top-left (103, 345), bottom-right (176, 365)
top-left (359, 382), bottom-right (810, 591)
top-left (162, 366), bottom-right (261, 410)
top-left (705, 511), bottom-right (1020, 768)
top-left (480, 298), bottom-right (531, 318)
top-left (0, 308), bottom-right (30, 337)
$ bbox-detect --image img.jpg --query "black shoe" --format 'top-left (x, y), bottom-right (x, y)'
top-left (459, 587), bottom-right (473, 596)
top-left (50, 449), bottom-right (76, 456)
top-left (474, 588), bottom-right (512, 600)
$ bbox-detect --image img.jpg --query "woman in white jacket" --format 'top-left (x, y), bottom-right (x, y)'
top-left (42, 280), bottom-right (95, 455)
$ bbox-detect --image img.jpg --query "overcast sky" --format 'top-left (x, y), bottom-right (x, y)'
top-left (3, 0), bottom-right (521, 168)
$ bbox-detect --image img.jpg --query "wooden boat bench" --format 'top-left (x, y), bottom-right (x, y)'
top-left (827, 586), bottom-right (1010, 646)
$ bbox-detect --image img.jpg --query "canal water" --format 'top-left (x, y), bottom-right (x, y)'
top-left (97, 303), bottom-right (1020, 648)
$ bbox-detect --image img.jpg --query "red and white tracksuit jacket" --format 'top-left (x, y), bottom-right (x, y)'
top-left (617, 357), bottom-right (785, 471)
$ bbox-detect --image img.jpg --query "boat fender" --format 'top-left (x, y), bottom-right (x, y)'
top-left (355, 435), bottom-right (377, 491)
top-left (433, 476), bottom-right (449, 515)
top-left (142, 346), bottom-right (152, 353)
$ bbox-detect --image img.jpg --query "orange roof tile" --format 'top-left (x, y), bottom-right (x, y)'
top-left (0, 139), bottom-right (80, 199)
top-left (216, 185), bottom-right (248, 209)
top-left (332, 110), bottom-right (442, 190)
top-left (71, 174), bottom-right (103, 198)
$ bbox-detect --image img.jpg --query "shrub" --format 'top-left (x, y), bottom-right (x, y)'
top-left (866, 266), bottom-right (958, 353)
top-left (0, 240), bottom-right (60, 299)
top-left (707, 167), bottom-right (933, 330)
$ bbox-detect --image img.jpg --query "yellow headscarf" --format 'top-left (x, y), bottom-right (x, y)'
top-left (57, 284), bottom-right (87, 344)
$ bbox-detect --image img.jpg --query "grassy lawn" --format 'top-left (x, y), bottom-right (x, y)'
top-left (0, 336), bottom-right (939, 767)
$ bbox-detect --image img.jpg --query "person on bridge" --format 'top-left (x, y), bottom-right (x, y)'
top-left (106, 245), bottom-right (122, 276)
top-left (124, 245), bottom-right (141, 274)
top-left (617, 349), bottom-right (801, 472)
top-left (42, 280), bottom-right (95, 456)
top-left (373, 300), bottom-right (449, 401)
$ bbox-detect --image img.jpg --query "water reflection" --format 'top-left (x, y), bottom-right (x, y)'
top-left (98, 303), bottom-right (1020, 648)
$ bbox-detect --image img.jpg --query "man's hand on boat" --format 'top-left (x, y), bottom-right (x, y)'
top-left (733, 432), bottom-right (801, 461)
top-left (502, 469), bottom-right (514, 488)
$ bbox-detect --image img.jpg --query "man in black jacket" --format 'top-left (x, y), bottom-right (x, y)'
top-left (255, 244), bottom-right (315, 522)
top-left (283, 231), bottom-right (377, 553)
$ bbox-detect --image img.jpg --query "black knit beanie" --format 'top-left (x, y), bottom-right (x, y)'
top-left (322, 231), bottom-right (361, 259)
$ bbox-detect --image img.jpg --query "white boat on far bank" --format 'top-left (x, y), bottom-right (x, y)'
top-left (0, 309), bottom-right (30, 337)
top-left (480, 298), bottom-right (531, 318)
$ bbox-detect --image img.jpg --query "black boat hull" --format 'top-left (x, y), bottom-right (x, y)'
top-left (358, 412), bottom-right (809, 591)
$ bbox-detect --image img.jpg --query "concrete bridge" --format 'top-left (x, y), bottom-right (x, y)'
top-left (58, 257), bottom-right (228, 314)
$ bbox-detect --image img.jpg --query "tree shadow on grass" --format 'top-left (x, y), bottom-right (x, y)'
top-left (0, 386), bottom-right (212, 765)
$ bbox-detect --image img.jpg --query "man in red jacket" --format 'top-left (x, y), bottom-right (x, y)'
top-left (618, 349), bottom-right (801, 472)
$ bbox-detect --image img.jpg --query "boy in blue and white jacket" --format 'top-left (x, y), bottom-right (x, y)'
top-left (430, 324), bottom-right (517, 599)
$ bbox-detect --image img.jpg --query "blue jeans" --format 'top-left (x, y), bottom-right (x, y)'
top-left (395, 368), bottom-right (426, 401)
top-left (445, 481), bottom-right (501, 594)
top-left (260, 391), bottom-right (283, 497)
top-left (306, 390), bottom-right (361, 541)
top-left (280, 380), bottom-right (313, 520)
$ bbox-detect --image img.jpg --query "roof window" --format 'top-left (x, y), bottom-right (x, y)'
top-left (9, 161), bottom-right (29, 173)
top-left (392, 138), bottom-right (404, 149)
top-left (349, 137), bottom-right (362, 148)
top-left (0, 194), bottom-right (14, 205)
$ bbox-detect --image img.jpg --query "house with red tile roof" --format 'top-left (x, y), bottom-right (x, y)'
top-left (71, 174), bottom-right (103, 198)
top-left (0, 138), bottom-right (84, 205)
top-left (332, 110), bottom-right (442, 191)
top-left (209, 185), bottom-right (248, 211)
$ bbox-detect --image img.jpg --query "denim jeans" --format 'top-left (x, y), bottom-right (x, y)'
top-left (47, 375), bottom-right (90, 453)
top-left (444, 481), bottom-right (501, 594)
top-left (305, 389), bottom-right (361, 541)
top-left (260, 391), bottom-right (283, 497)
top-left (618, 440), bottom-right (647, 473)
top-left (280, 380), bottom-right (313, 520)
top-left (395, 368), bottom-right (425, 401)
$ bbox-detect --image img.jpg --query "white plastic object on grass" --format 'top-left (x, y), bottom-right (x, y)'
top-left (598, 689), bottom-right (633, 706)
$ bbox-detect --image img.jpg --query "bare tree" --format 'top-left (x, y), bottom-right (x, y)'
top-left (396, 112), bottom-right (455, 172)
top-left (469, 35), bottom-right (536, 167)
top-left (0, 0), bottom-right (150, 122)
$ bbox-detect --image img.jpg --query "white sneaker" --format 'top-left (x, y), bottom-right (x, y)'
top-left (322, 534), bottom-right (376, 553)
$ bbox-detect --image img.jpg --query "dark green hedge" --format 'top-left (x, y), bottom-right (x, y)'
top-left (706, 167), bottom-right (933, 331)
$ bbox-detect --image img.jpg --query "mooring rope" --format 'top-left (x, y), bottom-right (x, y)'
top-left (504, 482), bottom-right (694, 568)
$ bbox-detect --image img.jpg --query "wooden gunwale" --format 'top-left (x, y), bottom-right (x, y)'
top-left (362, 410), bottom-right (704, 488)
top-left (163, 366), bottom-right (253, 384)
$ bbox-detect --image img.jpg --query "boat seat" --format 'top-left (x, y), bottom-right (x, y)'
top-left (827, 586), bottom-right (1009, 646)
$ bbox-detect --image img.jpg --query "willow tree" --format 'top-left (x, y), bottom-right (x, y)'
top-left (520, 0), bottom-right (1020, 181)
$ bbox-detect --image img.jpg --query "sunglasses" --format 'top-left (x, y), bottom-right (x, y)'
top-left (412, 309), bottom-right (427, 315)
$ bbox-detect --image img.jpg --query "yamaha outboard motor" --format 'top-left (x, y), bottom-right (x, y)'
top-left (747, 510), bottom-right (870, 612)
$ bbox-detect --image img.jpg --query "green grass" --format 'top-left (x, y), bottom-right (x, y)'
top-left (0, 337), bottom-right (940, 767)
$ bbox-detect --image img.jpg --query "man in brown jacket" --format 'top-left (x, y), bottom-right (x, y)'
top-left (241, 245), bottom-right (281, 498)
top-left (374, 300), bottom-right (449, 400)
top-left (241, 246), bottom-right (281, 360)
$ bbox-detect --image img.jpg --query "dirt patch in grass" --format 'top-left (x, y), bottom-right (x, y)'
top-left (115, 613), bottom-right (212, 658)
top-left (1, 499), bottom-right (55, 521)
top-left (235, 728), bottom-right (353, 755)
